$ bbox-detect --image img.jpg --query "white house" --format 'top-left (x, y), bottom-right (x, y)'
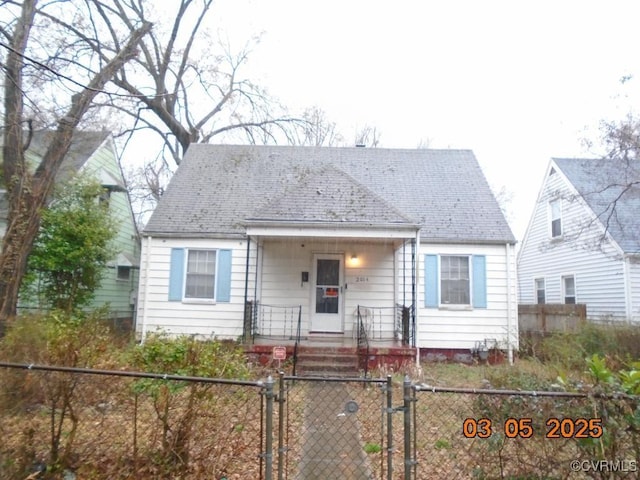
top-left (518, 157), bottom-right (640, 322)
top-left (136, 145), bottom-right (517, 362)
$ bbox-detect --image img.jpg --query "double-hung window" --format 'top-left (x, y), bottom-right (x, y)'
top-left (550, 199), bottom-right (562, 238)
top-left (441, 256), bottom-right (470, 305)
top-left (185, 250), bottom-right (216, 299)
top-left (535, 278), bottom-right (545, 304)
top-left (562, 275), bottom-right (576, 304)
top-left (424, 254), bottom-right (487, 308)
top-left (168, 248), bottom-right (232, 302)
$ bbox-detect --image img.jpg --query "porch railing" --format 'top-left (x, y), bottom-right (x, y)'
top-left (250, 302), bottom-right (302, 341)
top-left (355, 303), bottom-right (415, 346)
top-left (356, 305), bottom-right (371, 379)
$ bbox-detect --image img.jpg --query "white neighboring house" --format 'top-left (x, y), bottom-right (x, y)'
top-left (518, 158), bottom-right (640, 322)
top-left (136, 145), bottom-right (518, 360)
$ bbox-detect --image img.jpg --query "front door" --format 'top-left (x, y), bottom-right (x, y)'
top-left (311, 254), bottom-right (343, 333)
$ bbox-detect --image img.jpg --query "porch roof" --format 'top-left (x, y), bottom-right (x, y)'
top-left (245, 220), bottom-right (419, 239)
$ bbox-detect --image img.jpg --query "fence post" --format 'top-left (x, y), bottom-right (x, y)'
top-left (386, 375), bottom-right (393, 479)
top-left (403, 375), bottom-right (413, 480)
top-left (277, 371), bottom-right (285, 480)
top-left (264, 375), bottom-right (275, 480)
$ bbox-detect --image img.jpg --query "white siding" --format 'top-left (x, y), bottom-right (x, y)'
top-left (629, 257), bottom-right (640, 322)
top-left (416, 243), bottom-right (517, 351)
top-left (258, 239), bottom-right (398, 337)
top-left (137, 235), bottom-right (517, 350)
top-left (136, 237), bottom-right (255, 339)
top-left (518, 170), bottom-right (628, 321)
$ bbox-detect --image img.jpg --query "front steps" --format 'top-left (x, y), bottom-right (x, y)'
top-left (295, 345), bottom-right (360, 377)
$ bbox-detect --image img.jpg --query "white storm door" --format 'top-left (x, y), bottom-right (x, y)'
top-left (311, 254), bottom-right (344, 333)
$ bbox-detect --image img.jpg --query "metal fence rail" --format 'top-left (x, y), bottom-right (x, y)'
top-left (1, 363), bottom-right (638, 479)
top-left (0, 362), bottom-right (267, 480)
top-left (410, 384), bottom-right (639, 479)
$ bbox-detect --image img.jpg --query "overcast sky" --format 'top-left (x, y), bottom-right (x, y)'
top-left (210, 0), bottom-right (640, 242)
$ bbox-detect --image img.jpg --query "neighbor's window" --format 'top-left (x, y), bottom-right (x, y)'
top-left (535, 278), bottom-right (545, 304)
top-left (562, 275), bottom-right (576, 304)
top-left (185, 249), bottom-right (216, 299)
top-left (550, 199), bottom-right (562, 238)
top-left (441, 255), bottom-right (470, 305)
top-left (117, 265), bottom-right (131, 281)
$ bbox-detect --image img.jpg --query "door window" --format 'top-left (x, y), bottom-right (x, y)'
top-left (316, 259), bottom-right (339, 314)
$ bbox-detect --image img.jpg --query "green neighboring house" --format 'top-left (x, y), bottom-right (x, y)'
top-left (0, 131), bottom-right (140, 328)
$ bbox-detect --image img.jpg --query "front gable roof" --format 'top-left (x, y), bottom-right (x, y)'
top-left (553, 157), bottom-right (640, 253)
top-left (25, 130), bottom-right (112, 182)
top-left (144, 144), bottom-right (515, 244)
top-left (247, 166), bottom-right (416, 226)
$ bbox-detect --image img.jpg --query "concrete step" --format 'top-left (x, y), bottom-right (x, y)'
top-left (296, 347), bottom-right (360, 377)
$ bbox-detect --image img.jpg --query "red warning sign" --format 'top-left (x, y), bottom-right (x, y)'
top-left (273, 346), bottom-right (287, 361)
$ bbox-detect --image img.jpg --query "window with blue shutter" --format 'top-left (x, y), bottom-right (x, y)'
top-left (168, 248), bottom-right (232, 302)
top-left (424, 254), bottom-right (487, 308)
top-left (424, 254), bottom-right (438, 308)
top-left (472, 255), bottom-right (487, 308)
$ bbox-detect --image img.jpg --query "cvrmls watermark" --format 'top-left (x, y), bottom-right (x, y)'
top-left (570, 460), bottom-right (637, 473)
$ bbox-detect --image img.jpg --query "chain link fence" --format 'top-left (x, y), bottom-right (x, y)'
top-left (411, 385), bottom-right (639, 479)
top-left (1, 363), bottom-right (638, 479)
top-left (0, 362), bottom-right (265, 479)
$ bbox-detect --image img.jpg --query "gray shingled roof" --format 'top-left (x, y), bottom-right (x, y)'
top-left (24, 130), bottom-right (111, 183)
top-left (554, 157), bottom-right (640, 253)
top-left (247, 166), bottom-right (416, 225)
top-left (144, 144), bottom-right (515, 244)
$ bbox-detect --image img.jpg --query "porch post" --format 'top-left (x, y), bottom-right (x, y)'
top-left (243, 237), bottom-right (251, 342)
top-left (413, 232), bottom-right (420, 359)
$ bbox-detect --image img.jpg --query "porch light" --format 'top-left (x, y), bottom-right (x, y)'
top-left (350, 254), bottom-right (359, 266)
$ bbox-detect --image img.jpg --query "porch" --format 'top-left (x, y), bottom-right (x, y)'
top-left (243, 302), bottom-right (417, 376)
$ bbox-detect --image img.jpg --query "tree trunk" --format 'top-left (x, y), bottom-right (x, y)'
top-left (0, 6), bottom-right (152, 335)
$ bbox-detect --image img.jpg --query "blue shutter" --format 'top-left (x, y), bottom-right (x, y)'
top-left (472, 255), bottom-right (487, 308)
top-left (216, 249), bottom-right (232, 302)
top-left (168, 248), bottom-right (185, 301)
top-left (424, 254), bottom-right (438, 308)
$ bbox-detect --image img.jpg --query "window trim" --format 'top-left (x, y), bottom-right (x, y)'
top-left (440, 255), bottom-right (471, 307)
top-left (183, 248), bottom-right (218, 303)
top-left (562, 274), bottom-right (576, 304)
top-left (534, 277), bottom-right (545, 304)
top-left (116, 265), bottom-right (131, 282)
top-left (549, 199), bottom-right (563, 239)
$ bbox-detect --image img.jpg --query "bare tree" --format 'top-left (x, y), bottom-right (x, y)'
top-left (0, 0), bottom-right (150, 331)
top-left (354, 124), bottom-right (381, 148)
top-left (42, 0), bottom-right (303, 165)
top-left (297, 105), bottom-right (344, 146)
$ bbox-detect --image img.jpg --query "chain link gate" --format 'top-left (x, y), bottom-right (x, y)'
top-left (270, 374), bottom-right (403, 479)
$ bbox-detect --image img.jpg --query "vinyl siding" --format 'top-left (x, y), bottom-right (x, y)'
top-left (629, 257), bottom-right (640, 322)
top-left (82, 140), bottom-right (140, 318)
top-left (258, 239), bottom-right (398, 336)
top-left (136, 237), bottom-right (254, 339)
top-left (416, 243), bottom-right (517, 351)
top-left (518, 170), bottom-right (628, 320)
top-left (138, 236), bottom-right (517, 349)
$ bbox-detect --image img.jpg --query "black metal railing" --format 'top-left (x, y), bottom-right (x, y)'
top-left (356, 305), bottom-right (371, 378)
top-left (250, 302), bottom-right (302, 341)
top-left (355, 304), bottom-right (415, 346)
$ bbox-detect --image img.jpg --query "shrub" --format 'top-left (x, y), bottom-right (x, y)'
top-left (0, 310), bottom-right (115, 474)
top-left (129, 334), bottom-right (252, 474)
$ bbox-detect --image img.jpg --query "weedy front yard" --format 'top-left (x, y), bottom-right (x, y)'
top-left (1, 314), bottom-right (638, 479)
